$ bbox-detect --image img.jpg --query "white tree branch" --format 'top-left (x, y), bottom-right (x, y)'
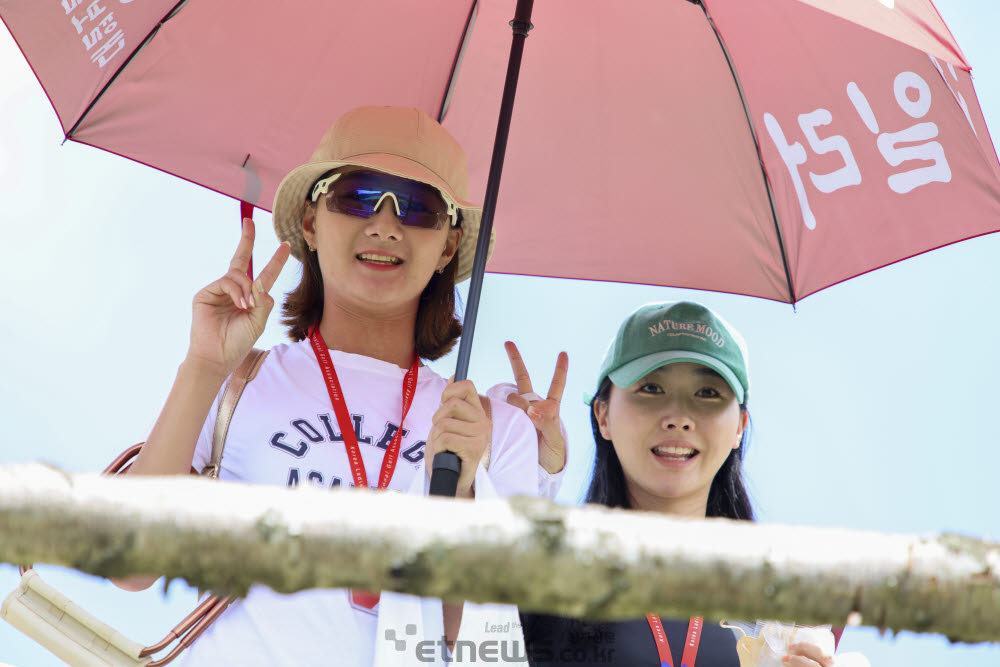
top-left (1, 463), bottom-right (997, 644)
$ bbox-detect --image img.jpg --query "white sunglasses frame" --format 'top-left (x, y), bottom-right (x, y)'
top-left (310, 172), bottom-right (459, 227)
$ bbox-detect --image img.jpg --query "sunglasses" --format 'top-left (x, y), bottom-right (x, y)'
top-left (310, 170), bottom-right (458, 230)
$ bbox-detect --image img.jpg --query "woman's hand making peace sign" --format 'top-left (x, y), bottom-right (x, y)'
top-left (186, 218), bottom-right (291, 379)
top-left (503, 342), bottom-right (569, 474)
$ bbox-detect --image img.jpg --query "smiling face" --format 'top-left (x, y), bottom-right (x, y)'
top-left (594, 361), bottom-right (747, 517)
top-left (301, 169), bottom-right (461, 318)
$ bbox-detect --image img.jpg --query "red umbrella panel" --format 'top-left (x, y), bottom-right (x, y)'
top-left (444, 0), bottom-right (1000, 302)
top-left (2, 0), bottom-right (475, 206)
top-left (2, 0), bottom-right (998, 306)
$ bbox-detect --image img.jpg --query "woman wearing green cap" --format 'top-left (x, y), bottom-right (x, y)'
top-left (115, 106), bottom-right (540, 666)
top-left (521, 301), bottom-right (836, 667)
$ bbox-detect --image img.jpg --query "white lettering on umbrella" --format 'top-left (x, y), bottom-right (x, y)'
top-left (878, 0), bottom-right (895, 8)
top-left (90, 29), bottom-right (126, 68)
top-left (764, 113), bottom-right (815, 229)
top-left (847, 73), bottom-right (952, 195)
top-left (763, 111), bottom-right (861, 230)
top-left (846, 82), bottom-right (880, 133)
top-left (929, 56), bottom-right (977, 137)
top-left (799, 109), bottom-right (862, 194)
top-left (60, 0), bottom-right (127, 70)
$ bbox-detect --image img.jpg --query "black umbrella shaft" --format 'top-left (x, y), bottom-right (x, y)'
top-left (429, 0), bottom-right (535, 499)
top-left (454, 0), bottom-right (534, 383)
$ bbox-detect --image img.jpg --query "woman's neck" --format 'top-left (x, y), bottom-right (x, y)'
top-left (317, 299), bottom-right (419, 369)
top-left (626, 485), bottom-right (709, 519)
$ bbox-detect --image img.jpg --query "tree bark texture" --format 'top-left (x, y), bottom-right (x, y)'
top-left (1, 463), bottom-right (997, 644)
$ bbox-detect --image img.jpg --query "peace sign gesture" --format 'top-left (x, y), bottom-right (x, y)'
top-left (504, 342), bottom-right (569, 474)
top-left (187, 218), bottom-right (291, 379)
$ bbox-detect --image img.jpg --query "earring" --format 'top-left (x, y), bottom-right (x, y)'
top-left (436, 267), bottom-right (445, 274)
top-left (306, 241), bottom-right (316, 252)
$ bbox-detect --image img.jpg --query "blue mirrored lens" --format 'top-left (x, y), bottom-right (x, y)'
top-left (325, 171), bottom-right (448, 229)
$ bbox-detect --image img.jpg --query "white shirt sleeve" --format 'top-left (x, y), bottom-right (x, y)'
top-left (537, 460), bottom-right (566, 501)
top-left (485, 383), bottom-right (567, 500)
top-left (482, 395), bottom-right (540, 497)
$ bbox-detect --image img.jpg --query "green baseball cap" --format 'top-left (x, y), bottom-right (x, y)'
top-left (589, 301), bottom-right (750, 405)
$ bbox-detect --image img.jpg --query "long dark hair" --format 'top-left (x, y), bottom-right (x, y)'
top-left (281, 193), bottom-right (463, 361)
top-left (585, 378), bottom-right (755, 521)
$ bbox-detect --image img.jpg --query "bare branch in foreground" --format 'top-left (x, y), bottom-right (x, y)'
top-left (0, 463), bottom-right (997, 644)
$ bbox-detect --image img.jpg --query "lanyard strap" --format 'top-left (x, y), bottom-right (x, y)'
top-left (309, 328), bottom-right (418, 489)
top-left (646, 615), bottom-right (703, 667)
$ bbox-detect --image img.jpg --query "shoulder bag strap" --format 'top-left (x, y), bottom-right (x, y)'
top-left (202, 348), bottom-right (269, 479)
top-left (478, 395), bottom-right (493, 471)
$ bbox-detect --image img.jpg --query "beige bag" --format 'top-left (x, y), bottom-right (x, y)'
top-left (1, 349), bottom-right (268, 667)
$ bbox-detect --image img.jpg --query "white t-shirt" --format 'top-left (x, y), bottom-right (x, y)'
top-left (180, 340), bottom-right (538, 666)
top-left (485, 384), bottom-right (566, 498)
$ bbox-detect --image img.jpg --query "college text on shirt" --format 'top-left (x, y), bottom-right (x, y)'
top-left (271, 411), bottom-right (427, 490)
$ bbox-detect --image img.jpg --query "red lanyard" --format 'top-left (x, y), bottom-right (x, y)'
top-left (646, 615), bottom-right (703, 667)
top-left (309, 328), bottom-right (418, 490)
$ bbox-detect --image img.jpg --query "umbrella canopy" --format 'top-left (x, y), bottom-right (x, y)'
top-left (447, 0), bottom-right (1000, 302)
top-left (2, 0), bottom-right (998, 303)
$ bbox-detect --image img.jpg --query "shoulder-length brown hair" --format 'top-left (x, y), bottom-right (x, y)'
top-left (280, 202), bottom-right (463, 361)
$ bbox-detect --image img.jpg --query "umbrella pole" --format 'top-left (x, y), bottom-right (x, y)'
top-left (455, 0), bottom-right (535, 382)
top-left (429, 0), bottom-right (535, 497)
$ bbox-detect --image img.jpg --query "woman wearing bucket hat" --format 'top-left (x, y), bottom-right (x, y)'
top-left (119, 106), bottom-right (541, 665)
top-left (521, 301), bottom-right (838, 667)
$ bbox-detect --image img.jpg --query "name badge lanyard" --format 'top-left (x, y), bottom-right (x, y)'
top-left (646, 615), bottom-right (703, 667)
top-left (309, 328), bottom-right (418, 490)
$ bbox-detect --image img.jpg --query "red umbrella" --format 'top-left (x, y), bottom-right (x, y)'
top-left (2, 0), bottom-right (997, 305)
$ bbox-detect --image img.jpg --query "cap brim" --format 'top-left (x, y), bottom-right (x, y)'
top-left (272, 154), bottom-right (491, 283)
top-left (607, 350), bottom-right (745, 404)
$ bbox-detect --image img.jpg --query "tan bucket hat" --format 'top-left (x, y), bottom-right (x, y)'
top-left (272, 105), bottom-right (492, 283)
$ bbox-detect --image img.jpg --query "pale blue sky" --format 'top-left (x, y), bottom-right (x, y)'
top-left (1, 2), bottom-right (998, 665)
